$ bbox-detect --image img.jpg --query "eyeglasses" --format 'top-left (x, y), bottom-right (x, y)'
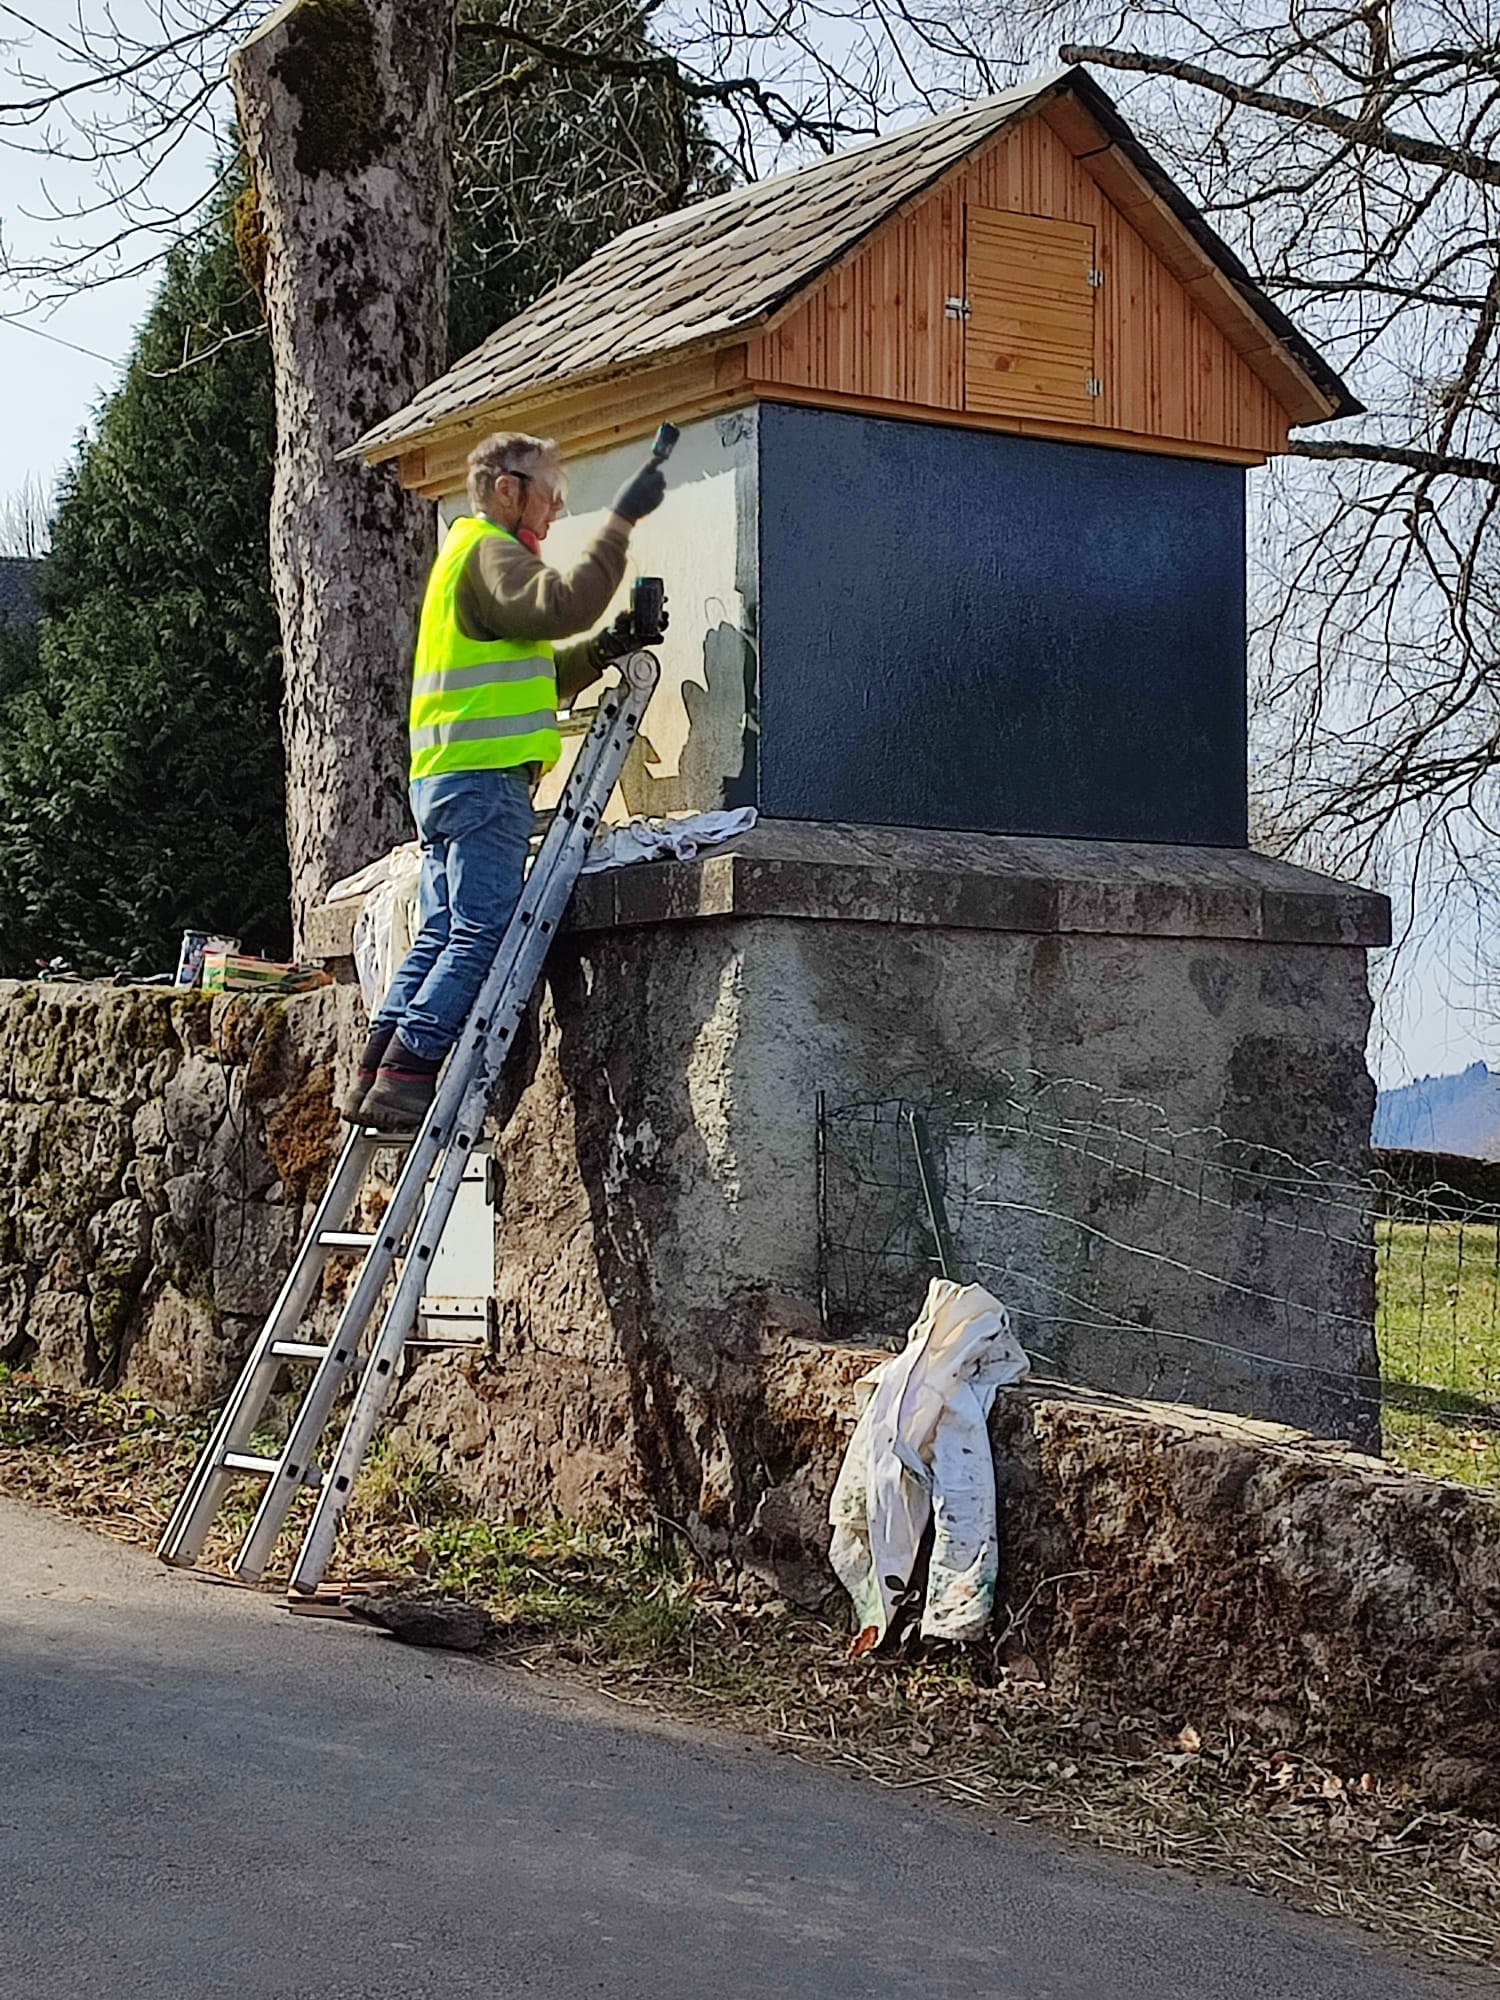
top-left (513, 469), bottom-right (567, 519)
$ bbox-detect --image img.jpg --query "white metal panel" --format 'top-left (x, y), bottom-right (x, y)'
top-left (418, 1148), bottom-right (494, 1342)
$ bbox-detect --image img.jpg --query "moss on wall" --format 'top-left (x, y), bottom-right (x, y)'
top-left (266, 1065), bottom-right (338, 1203)
top-left (0, 980), bottom-right (359, 1403)
top-left (233, 178), bottom-right (270, 307)
top-left (89, 1270), bottom-right (147, 1384)
top-left (273, 0), bottom-right (388, 180)
top-left (227, 996), bottom-right (288, 1093)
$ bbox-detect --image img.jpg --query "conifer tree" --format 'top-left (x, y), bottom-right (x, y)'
top-left (0, 200), bottom-right (284, 974)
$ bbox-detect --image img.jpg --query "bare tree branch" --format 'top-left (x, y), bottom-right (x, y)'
top-left (460, 7), bottom-right (854, 146)
top-left (1289, 439), bottom-right (1500, 484)
top-left (0, 470), bottom-right (50, 557)
top-left (1059, 41), bottom-right (1500, 190)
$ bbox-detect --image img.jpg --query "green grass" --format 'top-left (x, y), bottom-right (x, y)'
top-left (343, 1446), bottom-right (704, 1665)
top-left (1376, 1218), bottom-right (1500, 1485)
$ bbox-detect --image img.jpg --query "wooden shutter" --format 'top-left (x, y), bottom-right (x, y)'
top-left (964, 207), bottom-right (1097, 422)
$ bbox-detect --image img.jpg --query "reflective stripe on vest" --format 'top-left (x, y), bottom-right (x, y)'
top-left (408, 514), bottom-right (561, 781)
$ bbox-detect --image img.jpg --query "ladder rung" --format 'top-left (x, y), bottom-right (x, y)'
top-left (222, 1451), bottom-right (279, 1477)
top-left (318, 1230), bottom-right (376, 1251)
top-left (268, 1339), bottom-right (331, 1363)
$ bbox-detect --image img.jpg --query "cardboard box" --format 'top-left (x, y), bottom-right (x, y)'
top-left (200, 951), bottom-right (333, 996)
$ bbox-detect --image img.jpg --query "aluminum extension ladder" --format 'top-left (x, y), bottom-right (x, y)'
top-left (156, 650), bottom-right (659, 1595)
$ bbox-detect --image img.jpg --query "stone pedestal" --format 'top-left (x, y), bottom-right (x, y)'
top-left (375, 819), bottom-right (1390, 1524)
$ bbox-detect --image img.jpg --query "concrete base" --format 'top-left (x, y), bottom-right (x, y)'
top-left (372, 820), bottom-right (1393, 1509)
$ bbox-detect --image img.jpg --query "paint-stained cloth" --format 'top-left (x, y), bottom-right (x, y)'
top-left (829, 1279), bottom-right (1030, 1647)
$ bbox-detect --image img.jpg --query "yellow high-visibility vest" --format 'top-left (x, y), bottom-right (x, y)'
top-left (408, 515), bottom-right (560, 781)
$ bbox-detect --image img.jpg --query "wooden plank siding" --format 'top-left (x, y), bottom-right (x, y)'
top-left (747, 109), bottom-right (1290, 460)
top-left (396, 349), bottom-right (752, 499)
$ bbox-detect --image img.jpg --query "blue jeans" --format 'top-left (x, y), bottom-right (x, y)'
top-left (370, 768), bottom-right (535, 1063)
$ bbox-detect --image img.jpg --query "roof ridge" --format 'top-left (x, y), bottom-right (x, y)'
top-left (611, 70), bottom-right (1070, 250)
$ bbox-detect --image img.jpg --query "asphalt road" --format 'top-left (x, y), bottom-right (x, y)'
top-left (0, 1496), bottom-right (1479, 2000)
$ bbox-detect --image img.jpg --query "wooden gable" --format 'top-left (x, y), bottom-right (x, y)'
top-left (381, 74), bottom-right (1353, 494)
top-left (746, 104), bottom-right (1295, 463)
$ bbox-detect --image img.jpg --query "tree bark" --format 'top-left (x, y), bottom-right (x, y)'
top-left (232, 0), bottom-right (454, 949)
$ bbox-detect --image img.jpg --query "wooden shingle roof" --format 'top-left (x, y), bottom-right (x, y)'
top-left (357, 67), bottom-right (1355, 462)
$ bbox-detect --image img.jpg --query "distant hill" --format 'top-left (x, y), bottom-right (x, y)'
top-left (1374, 1061), bottom-right (1500, 1159)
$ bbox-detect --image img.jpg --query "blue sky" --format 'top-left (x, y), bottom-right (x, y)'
top-left (3, 290), bottom-right (134, 483)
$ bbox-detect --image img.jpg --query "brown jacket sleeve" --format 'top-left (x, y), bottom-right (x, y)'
top-left (553, 635), bottom-right (607, 709)
top-left (456, 521), bottom-right (629, 647)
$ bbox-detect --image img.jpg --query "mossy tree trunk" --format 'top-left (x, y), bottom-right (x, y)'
top-left (232, 0), bottom-right (454, 949)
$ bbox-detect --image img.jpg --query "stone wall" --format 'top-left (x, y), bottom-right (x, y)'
top-left (6, 847), bottom-right (1495, 1808)
top-left (990, 1389), bottom-right (1500, 1813)
top-left (377, 821), bottom-right (1391, 1485)
top-left (6, 821), bottom-right (1387, 1464)
top-left (0, 980), bottom-right (362, 1403)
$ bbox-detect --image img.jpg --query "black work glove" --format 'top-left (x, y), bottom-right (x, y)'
top-left (610, 461), bottom-right (666, 524)
top-left (589, 601), bottom-right (670, 672)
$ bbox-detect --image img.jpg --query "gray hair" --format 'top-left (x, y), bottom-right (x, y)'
top-left (466, 432), bottom-right (562, 515)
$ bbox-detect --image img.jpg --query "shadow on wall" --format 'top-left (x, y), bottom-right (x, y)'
top-left (542, 939), bottom-right (719, 1523)
top-left (619, 620), bottom-right (757, 818)
top-left (531, 929), bottom-right (812, 1545)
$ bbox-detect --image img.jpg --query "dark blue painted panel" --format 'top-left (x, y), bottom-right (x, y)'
top-left (755, 402), bottom-right (1247, 845)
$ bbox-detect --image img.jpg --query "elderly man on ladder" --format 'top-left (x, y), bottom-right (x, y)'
top-left (348, 431), bottom-right (666, 1131)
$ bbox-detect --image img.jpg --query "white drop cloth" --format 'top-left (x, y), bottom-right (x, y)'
top-left (580, 807), bottom-right (757, 873)
top-left (829, 1278), bottom-right (1030, 1647)
top-left (324, 841), bottom-right (423, 1013)
top-left (320, 807), bottom-right (757, 1012)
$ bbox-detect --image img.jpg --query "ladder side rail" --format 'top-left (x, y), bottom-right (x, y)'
top-left (231, 743), bottom-right (613, 1580)
top-left (155, 1125), bottom-right (380, 1567)
top-left (289, 881), bottom-right (594, 1590)
top-left (231, 755), bottom-right (606, 1579)
top-left (232, 1115), bottom-right (473, 1578)
top-left (286, 1087), bottom-right (491, 1592)
top-left (288, 656), bottom-right (658, 1593)
top-left (245, 665), bottom-right (654, 1584)
top-left (164, 672), bottom-right (655, 1579)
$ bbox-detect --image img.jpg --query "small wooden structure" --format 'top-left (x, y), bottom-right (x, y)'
top-left (359, 66), bottom-right (1355, 845)
top-left (340, 68), bottom-right (1389, 1460)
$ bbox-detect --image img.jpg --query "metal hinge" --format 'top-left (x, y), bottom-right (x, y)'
top-left (1086, 378), bottom-right (1103, 398)
top-left (1087, 267), bottom-right (1105, 288)
top-left (945, 296), bottom-right (971, 320)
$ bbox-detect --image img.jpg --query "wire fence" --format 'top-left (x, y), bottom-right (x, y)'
top-left (815, 1077), bottom-right (1500, 1489)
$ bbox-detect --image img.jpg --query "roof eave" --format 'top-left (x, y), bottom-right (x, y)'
top-left (1061, 69), bottom-right (1361, 423)
top-left (349, 324), bottom-right (755, 466)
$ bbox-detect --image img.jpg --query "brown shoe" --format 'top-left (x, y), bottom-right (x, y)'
top-left (361, 1063), bottom-right (438, 1132)
top-left (342, 1026), bottom-right (397, 1124)
top-left (340, 1072), bottom-right (378, 1123)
